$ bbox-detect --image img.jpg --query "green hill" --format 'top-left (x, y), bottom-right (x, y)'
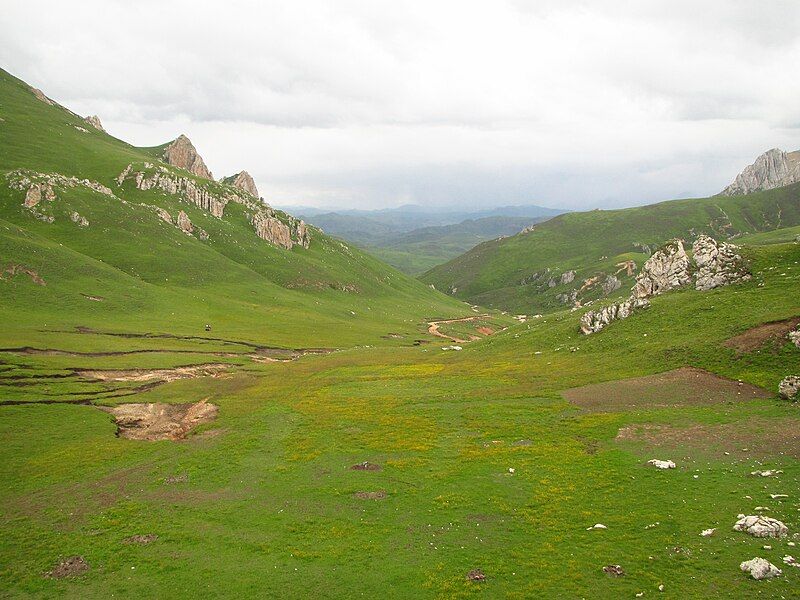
top-left (421, 185), bottom-right (800, 313)
top-left (0, 68), bottom-right (468, 349)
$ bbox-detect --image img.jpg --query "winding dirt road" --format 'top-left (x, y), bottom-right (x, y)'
top-left (427, 315), bottom-right (490, 344)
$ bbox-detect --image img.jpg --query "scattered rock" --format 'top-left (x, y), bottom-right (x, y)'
top-left (466, 568), bottom-right (486, 582)
top-left (751, 469), bottom-right (783, 477)
top-left (560, 270), bottom-right (576, 284)
top-left (647, 459), bottom-right (676, 469)
top-left (73, 125), bottom-right (89, 133)
top-left (154, 207), bottom-right (173, 223)
top-left (789, 327), bottom-right (800, 349)
top-left (162, 135), bottom-right (213, 180)
top-left (99, 399), bottom-right (218, 441)
top-left (779, 376), bottom-right (799, 400)
top-left (721, 148), bottom-right (800, 196)
top-left (176, 210), bottom-right (193, 234)
top-left (441, 345), bottom-right (463, 351)
top-left (603, 565), bottom-right (625, 577)
top-left (587, 523), bottom-right (607, 530)
top-left (221, 171), bottom-right (259, 197)
top-left (70, 211), bottom-right (89, 227)
top-left (123, 534), bottom-right (158, 544)
top-left (350, 462), bottom-right (381, 471)
top-left (692, 235), bottom-right (750, 291)
top-left (740, 557), bottom-right (782, 580)
top-left (733, 515), bottom-right (788, 538)
top-left (700, 528), bottom-right (716, 537)
top-left (45, 556), bottom-right (89, 578)
top-left (84, 115), bottom-right (105, 132)
top-left (783, 555), bottom-right (800, 568)
top-left (353, 490), bottom-right (386, 500)
top-left (164, 473), bottom-right (189, 484)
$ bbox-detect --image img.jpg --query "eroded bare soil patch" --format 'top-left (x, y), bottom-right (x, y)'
top-left (350, 461), bottom-right (381, 471)
top-left (616, 416), bottom-right (800, 459)
top-left (723, 316), bottom-right (800, 353)
top-left (354, 490), bottom-right (386, 500)
top-left (562, 367), bottom-right (770, 413)
top-left (44, 556), bottom-right (89, 578)
top-left (77, 363), bottom-right (230, 383)
top-left (99, 399), bottom-right (218, 440)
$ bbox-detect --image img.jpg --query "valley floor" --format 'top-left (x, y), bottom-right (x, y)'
top-left (1, 242), bottom-right (799, 598)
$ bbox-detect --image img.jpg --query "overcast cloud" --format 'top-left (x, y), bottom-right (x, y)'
top-left (2, 0), bottom-right (799, 210)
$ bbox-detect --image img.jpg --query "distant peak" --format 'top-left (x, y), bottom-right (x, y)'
top-left (222, 171), bottom-right (259, 198)
top-left (720, 147), bottom-right (800, 196)
top-left (162, 135), bottom-right (213, 180)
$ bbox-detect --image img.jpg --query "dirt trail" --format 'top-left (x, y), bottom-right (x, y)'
top-left (427, 315), bottom-right (490, 344)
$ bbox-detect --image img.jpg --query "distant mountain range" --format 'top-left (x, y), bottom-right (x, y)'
top-left (275, 204), bottom-right (566, 274)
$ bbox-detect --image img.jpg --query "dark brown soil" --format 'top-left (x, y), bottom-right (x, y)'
top-left (350, 461), bottom-right (381, 471)
top-left (616, 416), bottom-right (800, 460)
top-left (562, 367), bottom-right (770, 412)
top-left (723, 317), bottom-right (800, 353)
top-left (467, 568), bottom-right (486, 581)
top-left (123, 534), bottom-right (158, 544)
top-left (45, 556), bottom-right (89, 578)
top-left (354, 490), bottom-right (386, 500)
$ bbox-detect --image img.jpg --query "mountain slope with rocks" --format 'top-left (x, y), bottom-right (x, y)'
top-left (0, 67), bottom-right (467, 347)
top-left (720, 148), bottom-right (800, 196)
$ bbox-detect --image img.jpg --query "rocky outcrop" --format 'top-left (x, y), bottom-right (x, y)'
top-left (779, 376), bottom-right (799, 400)
top-left (692, 235), bottom-right (750, 291)
top-left (84, 115), bottom-right (105, 132)
top-left (154, 207), bottom-right (173, 223)
top-left (581, 236), bottom-right (750, 335)
top-left (31, 87), bottom-right (55, 106)
top-left (601, 274), bottom-right (621, 295)
top-left (734, 515), bottom-right (788, 538)
top-left (176, 210), bottom-right (193, 234)
top-left (6, 170), bottom-right (114, 223)
top-left (721, 148), bottom-right (800, 196)
top-left (119, 164), bottom-right (227, 218)
top-left (70, 212), bottom-right (89, 227)
top-left (221, 171), bottom-right (259, 197)
top-left (790, 327), bottom-right (800, 349)
top-left (580, 297), bottom-right (650, 334)
top-left (740, 557), bottom-right (781, 580)
top-left (632, 240), bottom-right (691, 299)
top-left (560, 270), bottom-right (575, 284)
top-left (250, 213), bottom-right (309, 249)
top-left (162, 135), bottom-right (213, 180)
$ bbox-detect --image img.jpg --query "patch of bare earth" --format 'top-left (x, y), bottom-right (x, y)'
top-left (45, 556), bottom-right (89, 578)
top-left (351, 461), bottom-right (381, 471)
top-left (616, 416), bottom-right (800, 460)
top-left (723, 317), bottom-right (800, 353)
top-left (123, 534), bottom-right (158, 544)
top-left (354, 490), bottom-right (386, 500)
top-left (99, 399), bottom-right (218, 441)
top-left (562, 367), bottom-right (770, 413)
top-left (76, 363), bottom-right (230, 383)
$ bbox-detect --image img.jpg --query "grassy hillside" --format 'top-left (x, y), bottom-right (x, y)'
top-left (0, 68), bottom-right (470, 348)
top-left (421, 185), bottom-right (800, 313)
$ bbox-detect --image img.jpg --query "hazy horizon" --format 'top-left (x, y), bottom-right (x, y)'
top-left (3, 1), bottom-right (799, 211)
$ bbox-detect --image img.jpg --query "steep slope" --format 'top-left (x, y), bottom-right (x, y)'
top-left (421, 184), bottom-right (800, 313)
top-left (0, 68), bottom-right (467, 348)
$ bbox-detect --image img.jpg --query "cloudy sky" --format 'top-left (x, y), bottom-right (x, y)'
top-left (2, 1), bottom-right (800, 210)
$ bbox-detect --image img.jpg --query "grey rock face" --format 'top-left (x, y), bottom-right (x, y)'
top-left (740, 557), bottom-right (782, 580)
top-left (162, 135), bottom-right (213, 180)
top-left (633, 240), bottom-right (691, 299)
top-left (692, 235), bottom-right (750, 291)
top-left (779, 376), bottom-right (799, 400)
top-left (601, 274), bottom-right (621, 295)
top-left (120, 165), bottom-right (227, 218)
top-left (721, 148), bottom-right (800, 196)
top-left (250, 213), bottom-right (310, 249)
top-left (84, 115), bottom-right (105, 132)
top-left (560, 270), bottom-right (576, 285)
top-left (579, 297), bottom-right (650, 334)
top-left (222, 171), bottom-right (259, 198)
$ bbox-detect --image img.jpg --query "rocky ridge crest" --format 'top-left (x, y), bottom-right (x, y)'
top-left (720, 148), bottom-right (800, 196)
top-left (162, 135), bottom-right (214, 180)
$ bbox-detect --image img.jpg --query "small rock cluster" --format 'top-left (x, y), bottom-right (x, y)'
top-left (581, 235), bottom-right (749, 334)
top-left (70, 212), bottom-right (89, 227)
top-left (779, 375), bottom-right (799, 401)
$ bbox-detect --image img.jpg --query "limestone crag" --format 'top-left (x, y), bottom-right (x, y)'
top-left (222, 171), bottom-right (259, 198)
top-left (693, 235), bottom-right (750, 291)
top-left (579, 297), bottom-right (650, 335)
top-left (118, 164), bottom-right (227, 218)
top-left (721, 148), bottom-right (800, 196)
top-left (154, 207), bottom-right (173, 224)
top-left (31, 87), bottom-right (55, 106)
top-left (250, 212), bottom-right (310, 250)
top-left (176, 210), bottom-right (193, 234)
top-left (633, 240), bottom-right (691, 299)
top-left (6, 170), bottom-right (114, 223)
top-left (162, 135), bottom-right (213, 180)
top-left (84, 115), bottom-right (105, 132)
